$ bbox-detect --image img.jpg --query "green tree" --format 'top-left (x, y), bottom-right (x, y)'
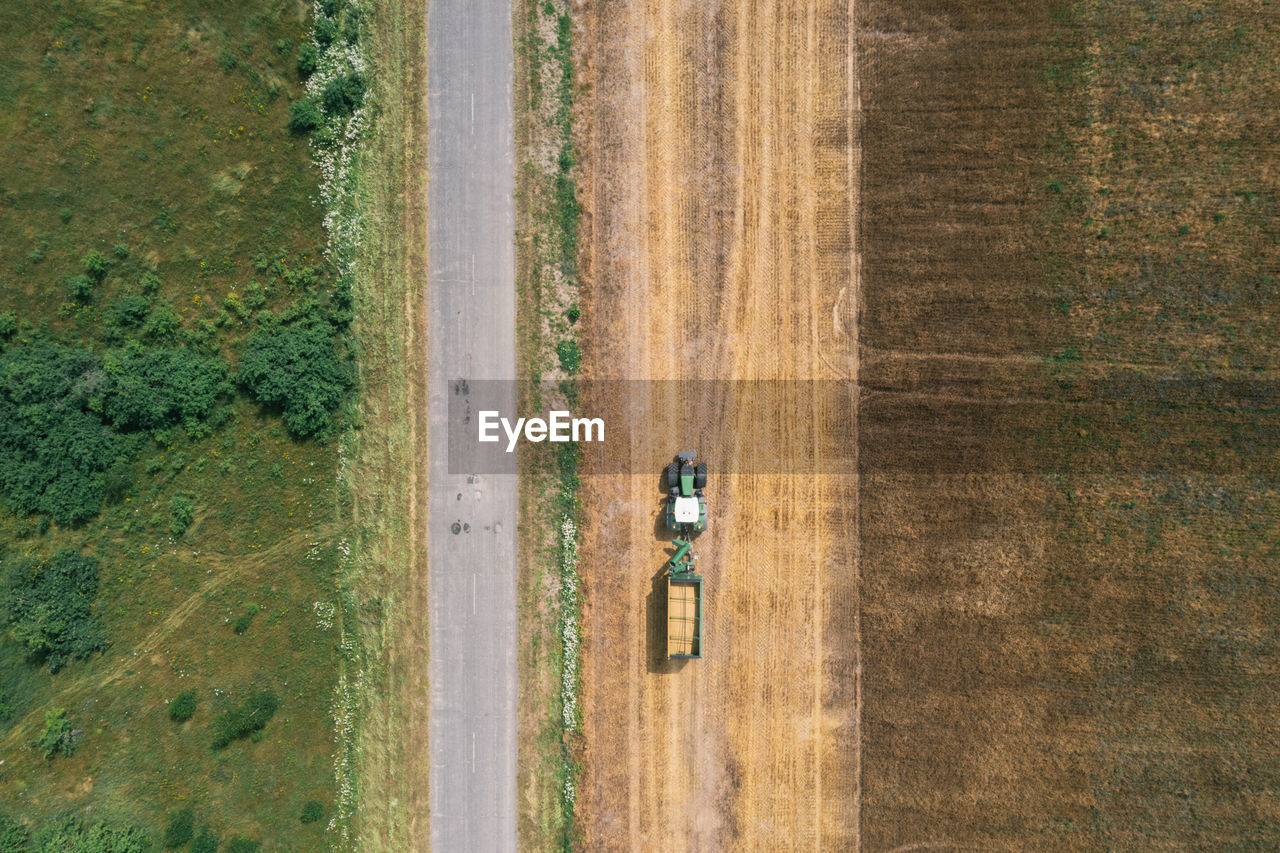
top-left (555, 338), bottom-right (581, 374)
top-left (140, 303), bottom-right (181, 342)
top-left (237, 321), bottom-right (351, 438)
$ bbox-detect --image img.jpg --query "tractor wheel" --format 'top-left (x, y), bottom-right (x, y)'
top-left (667, 461), bottom-right (679, 489)
top-left (694, 462), bottom-right (707, 489)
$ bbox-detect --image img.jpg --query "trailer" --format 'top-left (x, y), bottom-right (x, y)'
top-left (666, 538), bottom-right (702, 659)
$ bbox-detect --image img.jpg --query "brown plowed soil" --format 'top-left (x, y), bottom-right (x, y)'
top-left (577, 0), bottom-right (861, 848)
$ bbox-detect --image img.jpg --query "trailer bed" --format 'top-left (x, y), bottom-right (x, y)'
top-left (667, 575), bottom-right (702, 658)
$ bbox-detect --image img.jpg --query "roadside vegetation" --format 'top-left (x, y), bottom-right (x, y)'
top-left (0, 0), bottom-right (366, 846)
top-left (514, 0), bottom-right (584, 847)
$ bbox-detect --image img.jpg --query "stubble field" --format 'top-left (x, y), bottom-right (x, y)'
top-left (575, 0), bottom-right (1280, 849)
top-left (576, 0), bottom-right (861, 848)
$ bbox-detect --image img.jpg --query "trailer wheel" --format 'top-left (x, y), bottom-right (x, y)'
top-left (667, 461), bottom-right (679, 489)
top-left (694, 462), bottom-right (707, 489)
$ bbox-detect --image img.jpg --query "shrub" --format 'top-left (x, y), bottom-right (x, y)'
top-left (1, 550), bottom-right (107, 671)
top-left (59, 207), bottom-right (72, 224)
top-left (232, 604), bottom-right (258, 635)
top-left (217, 49), bottom-right (238, 73)
top-left (274, 37), bottom-right (292, 55)
top-left (162, 807), bottom-right (194, 848)
top-left (321, 72), bottom-right (366, 117)
top-left (314, 16), bottom-right (338, 47)
top-left (169, 495), bottom-right (195, 536)
top-left (297, 42), bottom-right (318, 77)
top-left (112, 242), bottom-right (130, 260)
top-left (237, 321), bottom-right (352, 438)
top-left (300, 800), bottom-right (325, 824)
top-left (566, 303), bottom-right (580, 324)
top-left (288, 99), bottom-right (322, 134)
top-left (192, 829), bottom-right (218, 853)
top-left (555, 338), bottom-right (581, 374)
top-left (138, 270), bottom-right (162, 294)
top-left (64, 273), bottom-right (95, 303)
top-left (168, 690), bottom-right (197, 722)
top-left (227, 839), bottom-right (260, 853)
top-left (82, 250), bottom-right (109, 281)
top-left (105, 295), bottom-right (151, 331)
top-left (210, 690), bottom-right (279, 750)
top-left (0, 310), bottom-right (16, 339)
top-left (141, 302), bottom-right (181, 342)
top-left (34, 707), bottom-right (79, 760)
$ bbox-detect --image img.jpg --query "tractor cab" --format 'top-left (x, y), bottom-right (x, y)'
top-left (665, 451), bottom-right (708, 534)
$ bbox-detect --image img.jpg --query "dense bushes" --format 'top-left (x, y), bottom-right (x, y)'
top-left (210, 690), bottom-right (279, 750)
top-left (0, 814), bottom-right (27, 849)
top-left (0, 342), bottom-right (123, 524)
top-left (237, 321), bottom-right (351, 439)
top-left (102, 348), bottom-right (231, 439)
top-left (31, 817), bottom-right (149, 852)
top-left (1, 550), bottom-right (106, 672)
top-left (0, 339), bottom-right (230, 525)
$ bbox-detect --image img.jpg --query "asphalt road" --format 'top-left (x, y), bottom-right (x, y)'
top-left (426, 0), bottom-right (518, 849)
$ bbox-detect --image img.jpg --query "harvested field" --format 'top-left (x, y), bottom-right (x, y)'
top-left (857, 0), bottom-right (1280, 848)
top-left (578, 0), bottom-right (1280, 848)
top-left (577, 0), bottom-right (861, 848)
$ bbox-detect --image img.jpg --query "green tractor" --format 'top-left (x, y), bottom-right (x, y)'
top-left (665, 451), bottom-right (708, 534)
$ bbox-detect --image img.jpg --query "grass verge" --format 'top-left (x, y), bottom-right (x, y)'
top-left (332, 0), bottom-right (430, 849)
top-left (514, 0), bottom-right (584, 848)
